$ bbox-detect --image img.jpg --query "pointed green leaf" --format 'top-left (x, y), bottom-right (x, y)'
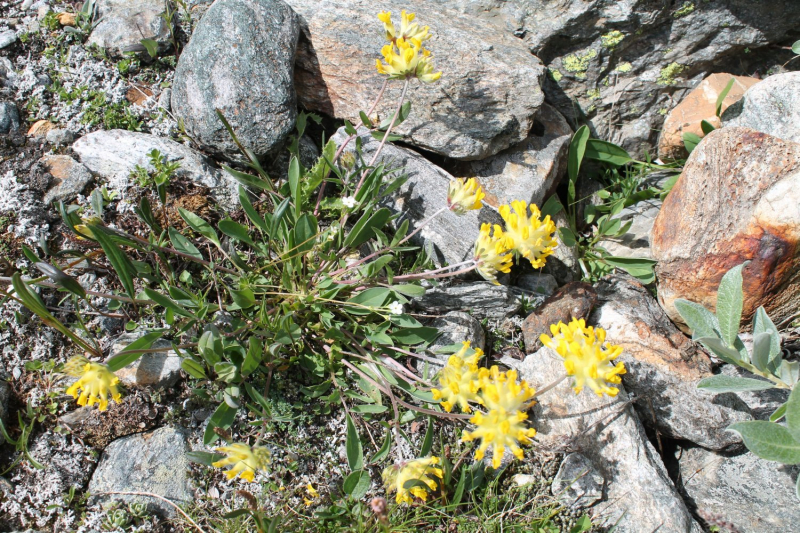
top-left (178, 208), bottom-right (221, 249)
top-left (697, 375), bottom-right (774, 393)
top-left (751, 332), bottom-right (773, 372)
top-left (168, 227), bottom-right (204, 261)
top-left (716, 263), bottom-right (745, 346)
top-left (33, 262), bottom-right (86, 299)
top-left (674, 299), bottom-right (720, 340)
top-left (345, 414), bottom-right (364, 472)
top-left (584, 139), bottom-right (633, 166)
top-left (697, 336), bottom-right (742, 365)
top-left (727, 421), bottom-right (800, 464)
top-left (753, 307), bottom-right (782, 371)
top-left (342, 470), bottom-right (371, 499)
top-left (786, 386), bottom-right (800, 432)
top-left (203, 402), bottom-right (237, 445)
top-left (700, 119), bottom-right (716, 135)
top-left (288, 156), bottom-right (301, 217)
top-left (715, 78), bottom-right (736, 117)
top-left (568, 126), bottom-right (590, 184)
top-left (683, 132), bottom-right (702, 154)
top-left (219, 219), bottom-right (257, 248)
top-left (419, 416), bottom-right (434, 457)
top-left (106, 329), bottom-right (167, 372)
top-left (370, 431), bottom-right (392, 463)
top-left (89, 225), bottom-right (137, 301)
top-left (143, 288), bottom-right (196, 318)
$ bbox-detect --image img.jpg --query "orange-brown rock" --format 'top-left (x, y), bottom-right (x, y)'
top-left (126, 84), bottom-right (154, 107)
top-left (522, 282), bottom-right (597, 351)
top-left (27, 120), bottom-right (55, 138)
top-left (57, 12), bottom-right (77, 26)
top-left (658, 73), bottom-right (759, 161)
top-left (652, 127), bottom-right (800, 330)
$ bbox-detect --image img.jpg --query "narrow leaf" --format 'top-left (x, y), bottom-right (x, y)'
top-left (345, 414), bottom-right (364, 472)
top-left (716, 263), bottom-right (745, 346)
top-left (715, 78), bottom-right (736, 117)
top-left (584, 139), bottom-right (633, 166)
top-left (786, 386), bottom-right (800, 432)
top-left (727, 421), bottom-right (800, 464)
top-left (568, 126), bottom-right (590, 184)
top-left (33, 262), bottom-right (86, 299)
top-left (674, 299), bottom-right (720, 339)
top-left (89, 225), bottom-right (137, 301)
top-left (178, 208), bottom-right (221, 249)
top-left (697, 375), bottom-right (774, 393)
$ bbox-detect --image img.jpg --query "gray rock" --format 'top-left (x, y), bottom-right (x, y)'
top-left (451, 104), bottom-right (571, 206)
top-left (412, 282), bottom-right (520, 320)
top-left (506, 348), bottom-right (702, 533)
top-left (423, 311), bottom-right (485, 373)
top-left (332, 126), bottom-right (502, 267)
top-left (109, 333), bottom-right (182, 389)
top-left (677, 445), bottom-right (800, 533)
top-left (287, 0), bottom-right (546, 160)
top-left (551, 453), bottom-right (604, 509)
top-left (0, 101), bottom-right (20, 133)
top-left (0, 380), bottom-right (9, 445)
top-left (722, 72), bottom-right (800, 144)
top-left (44, 128), bottom-right (73, 146)
top-left (39, 155), bottom-right (93, 204)
top-left (72, 129), bottom-right (239, 211)
top-left (592, 275), bottom-right (751, 450)
top-left (516, 273), bottom-right (558, 298)
top-left (0, 30), bottom-right (16, 49)
top-left (88, 0), bottom-right (172, 57)
top-left (720, 364), bottom-right (790, 421)
top-left (157, 87), bottom-right (171, 112)
top-left (88, 427), bottom-right (192, 517)
top-left (451, 1), bottom-right (800, 157)
top-left (172, 0), bottom-right (299, 161)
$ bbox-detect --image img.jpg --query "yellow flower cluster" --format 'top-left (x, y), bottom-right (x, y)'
top-left (376, 11), bottom-right (441, 83)
top-left (472, 200), bottom-right (557, 283)
top-left (447, 177), bottom-right (485, 214)
top-left (212, 443), bottom-right (271, 482)
top-left (540, 319), bottom-right (626, 397)
top-left (64, 356), bottom-right (122, 411)
top-left (382, 456), bottom-right (443, 504)
top-left (432, 344), bottom-right (538, 469)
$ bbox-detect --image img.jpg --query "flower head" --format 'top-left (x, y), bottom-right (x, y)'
top-left (497, 201), bottom-right (557, 269)
top-left (342, 196), bottom-right (357, 209)
top-left (304, 483), bottom-right (320, 506)
top-left (377, 10), bottom-right (431, 43)
top-left (462, 366), bottom-right (537, 469)
top-left (473, 223), bottom-right (513, 284)
top-left (539, 318), bottom-right (626, 397)
top-left (376, 37), bottom-right (441, 83)
top-left (212, 443), bottom-right (271, 482)
top-left (447, 178), bottom-right (485, 214)
top-left (382, 456), bottom-right (443, 504)
top-left (64, 356), bottom-right (122, 411)
top-left (431, 341), bottom-right (484, 413)
top-left (387, 301), bottom-right (404, 315)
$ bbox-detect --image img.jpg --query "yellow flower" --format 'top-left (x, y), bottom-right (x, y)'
top-left (64, 356), bottom-right (122, 411)
top-left (382, 456), bottom-right (443, 504)
top-left (539, 319), bottom-right (627, 397)
top-left (376, 37), bottom-right (442, 83)
top-left (212, 443), bottom-right (271, 482)
top-left (462, 366), bottom-right (537, 469)
top-left (473, 223), bottom-right (513, 284)
top-left (377, 10), bottom-right (431, 43)
top-left (497, 201), bottom-right (557, 269)
top-left (447, 178), bottom-right (485, 214)
top-left (431, 341), bottom-right (484, 413)
top-left (304, 483), bottom-right (320, 506)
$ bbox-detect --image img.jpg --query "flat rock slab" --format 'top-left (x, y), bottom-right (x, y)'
top-left (172, 0), bottom-right (299, 161)
top-left (88, 427), bottom-right (192, 517)
top-left (677, 445), bottom-right (800, 533)
top-left (88, 0), bottom-right (172, 57)
top-left (39, 155), bottom-right (92, 205)
top-left (522, 282), bottom-right (597, 352)
top-left (507, 348), bottom-right (702, 533)
top-left (591, 275), bottom-right (751, 450)
top-left (652, 127), bottom-right (800, 329)
top-left (412, 282), bottom-right (520, 320)
top-left (72, 129), bottom-right (239, 211)
top-left (332, 126), bottom-right (501, 267)
top-left (287, 0), bottom-right (545, 160)
top-left (109, 333), bottom-right (182, 389)
top-left (723, 72), bottom-right (800, 144)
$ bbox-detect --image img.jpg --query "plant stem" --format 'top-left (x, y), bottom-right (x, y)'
top-left (535, 374), bottom-right (567, 397)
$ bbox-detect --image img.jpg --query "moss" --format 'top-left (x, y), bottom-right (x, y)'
top-left (549, 68), bottom-right (563, 82)
top-left (586, 88), bottom-right (601, 100)
top-left (614, 61), bottom-right (633, 73)
top-left (674, 2), bottom-right (695, 18)
top-left (659, 107), bottom-right (669, 116)
top-left (562, 49), bottom-right (597, 79)
top-left (657, 62), bottom-right (686, 86)
top-left (601, 30), bottom-right (625, 49)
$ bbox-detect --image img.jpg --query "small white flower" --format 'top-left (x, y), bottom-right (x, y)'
top-left (387, 301), bottom-right (404, 315)
top-left (342, 196), bottom-right (357, 208)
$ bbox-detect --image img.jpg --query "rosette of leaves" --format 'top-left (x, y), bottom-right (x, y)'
top-left (675, 262), bottom-right (800, 499)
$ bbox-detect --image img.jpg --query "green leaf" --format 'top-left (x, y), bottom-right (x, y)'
top-left (793, 40), bottom-right (800, 55)
top-left (198, 327), bottom-right (223, 366)
top-left (568, 126), bottom-right (590, 184)
top-left (540, 194), bottom-right (564, 219)
top-left (181, 358), bottom-right (207, 379)
top-left (346, 414), bottom-right (364, 472)
top-left (88, 225), bottom-right (137, 302)
top-left (674, 299), bottom-right (721, 340)
top-left (214, 362), bottom-right (239, 383)
top-left (342, 470), bottom-right (371, 499)
top-left (750, 332), bottom-right (773, 372)
top-left (351, 404), bottom-right (388, 414)
top-left (219, 219), bottom-right (257, 248)
top-left (343, 208), bottom-right (392, 249)
top-left (584, 139), bottom-right (633, 166)
top-left (106, 329), bottom-right (167, 372)
top-left (771, 402), bottom-right (787, 423)
top-left (785, 386), bottom-right (800, 432)
top-left (419, 416), bottom-right (434, 457)
top-left (392, 327), bottom-right (439, 345)
top-left (33, 262), bottom-right (86, 299)
top-left (558, 227), bottom-right (578, 247)
top-left (715, 78), bottom-right (736, 118)
top-left (753, 307), bottom-right (782, 371)
top-left (570, 515), bottom-right (593, 533)
top-left (143, 288), bottom-right (196, 318)
top-left (292, 214), bottom-right (318, 256)
top-left (288, 156), bottom-right (301, 217)
top-left (370, 431), bottom-right (392, 463)
top-left (603, 256), bottom-right (657, 284)
top-left (223, 165), bottom-right (273, 191)
top-left (683, 132), bottom-right (702, 154)
top-left (140, 38), bottom-right (158, 58)
top-left (347, 287), bottom-right (391, 309)
top-left (168, 227), bottom-right (203, 260)
top-left (716, 263), bottom-right (745, 346)
top-left (178, 208), bottom-right (221, 249)
top-left (229, 287), bottom-right (255, 309)
top-left (391, 284), bottom-right (426, 297)
top-left (203, 402), bottom-right (237, 445)
top-left (238, 187), bottom-right (269, 233)
top-left (186, 451), bottom-right (224, 467)
top-left (241, 337), bottom-right (263, 378)
top-left (727, 421), bottom-right (800, 464)
top-left (700, 119), bottom-right (716, 135)
top-left (697, 336), bottom-right (742, 365)
top-left (697, 375), bottom-right (774, 393)
top-left (359, 111), bottom-right (373, 128)
top-left (452, 467), bottom-right (467, 507)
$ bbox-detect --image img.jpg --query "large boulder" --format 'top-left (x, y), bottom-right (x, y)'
top-left (286, 0), bottom-right (546, 160)
top-left (72, 130), bottom-right (239, 211)
top-left (440, 0), bottom-right (800, 157)
top-left (88, 0), bottom-right (172, 57)
top-left (722, 71), bottom-right (800, 143)
top-left (652, 127), bottom-right (800, 329)
top-left (172, 0), bottom-right (299, 161)
top-left (658, 73), bottom-right (759, 160)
